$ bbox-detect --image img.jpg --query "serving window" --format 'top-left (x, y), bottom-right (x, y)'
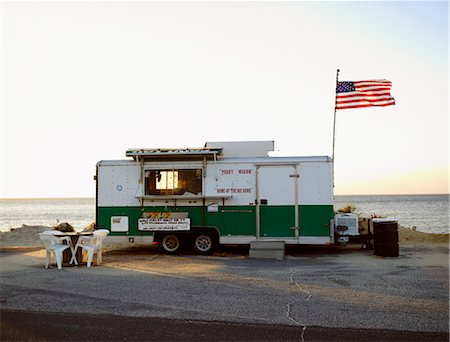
top-left (145, 169), bottom-right (202, 196)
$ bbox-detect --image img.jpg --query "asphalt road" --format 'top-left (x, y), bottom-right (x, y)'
top-left (2, 309), bottom-right (448, 341)
top-left (1, 244), bottom-right (448, 341)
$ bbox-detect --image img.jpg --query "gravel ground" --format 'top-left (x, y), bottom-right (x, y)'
top-left (0, 243), bottom-right (448, 339)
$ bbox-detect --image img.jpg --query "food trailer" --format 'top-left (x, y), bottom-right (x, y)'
top-left (96, 141), bottom-right (354, 254)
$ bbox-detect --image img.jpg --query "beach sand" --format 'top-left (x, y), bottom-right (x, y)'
top-left (0, 225), bottom-right (130, 250)
top-left (0, 224), bottom-right (448, 248)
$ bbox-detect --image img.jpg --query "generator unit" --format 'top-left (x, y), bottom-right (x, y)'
top-left (334, 213), bottom-right (359, 245)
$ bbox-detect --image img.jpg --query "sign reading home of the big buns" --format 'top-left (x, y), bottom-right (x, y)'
top-left (138, 218), bottom-right (190, 231)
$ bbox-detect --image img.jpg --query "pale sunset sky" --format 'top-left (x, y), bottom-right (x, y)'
top-left (1, 1), bottom-right (448, 198)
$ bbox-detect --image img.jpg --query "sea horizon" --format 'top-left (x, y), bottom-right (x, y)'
top-left (1, 193), bottom-right (449, 200)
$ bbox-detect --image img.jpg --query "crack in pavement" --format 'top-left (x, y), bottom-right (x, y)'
top-left (286, 261), bottom-right (312, 342)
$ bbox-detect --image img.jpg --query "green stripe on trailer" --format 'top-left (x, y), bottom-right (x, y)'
top-left (97, 204), bottom-right (333, 239)
top-left (260, 205), bottom-right (333, 237)
top-left (96, 206), bottom-right (256, 236)
top-left (299, 205), bottom-right (334, 237)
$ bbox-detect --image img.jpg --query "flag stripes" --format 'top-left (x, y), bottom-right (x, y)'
top-left (336, 79), bottom-right (395, 110)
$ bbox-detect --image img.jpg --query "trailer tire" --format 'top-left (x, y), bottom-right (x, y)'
top-left (160, 234), bottom-right (182, 254)
top-left (192, 232), bottom-right (216, 255)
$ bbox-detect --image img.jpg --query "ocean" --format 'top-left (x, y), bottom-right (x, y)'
top-left (0, 195), bottom-right (448, 234)
top-left (0, 198), bottom-right (96, 233)
top-left (334, 194), bottom-right (449, 234)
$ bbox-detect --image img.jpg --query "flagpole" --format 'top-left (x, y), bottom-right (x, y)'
top-left (332, 68), bottom-right (340, 188)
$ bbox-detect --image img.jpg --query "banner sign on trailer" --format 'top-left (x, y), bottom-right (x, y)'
top-left (138, 218), bottom-right (190, 231)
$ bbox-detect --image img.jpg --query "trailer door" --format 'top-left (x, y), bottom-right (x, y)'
top-left (256, 165), bottom-right (299, 239)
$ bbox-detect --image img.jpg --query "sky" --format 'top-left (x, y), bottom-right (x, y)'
top-left (1, 1), bottom-right (448, 198)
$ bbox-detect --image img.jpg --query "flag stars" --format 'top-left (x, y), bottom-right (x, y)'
top-left (337, 82), bottom-right (355, 93)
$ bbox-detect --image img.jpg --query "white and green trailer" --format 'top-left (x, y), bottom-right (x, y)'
top-left (96, 141), bottom-right (350, 254)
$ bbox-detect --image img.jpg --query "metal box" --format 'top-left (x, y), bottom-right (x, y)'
top-left (111, 216), bottom-right (129, 232)
top-left (334, 213), bottom-right (359, 236)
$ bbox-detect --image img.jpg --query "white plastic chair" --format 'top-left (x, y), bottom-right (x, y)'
top-left (39, 232), bottom-right (77, 270)
top-left (71, 229), bottom-right (109, 268)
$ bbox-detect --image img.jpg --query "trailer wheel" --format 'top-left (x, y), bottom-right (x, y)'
top-left (160, 234), bottom-right (182, 254)
top-left (192, 232), bottom-right (216, 255)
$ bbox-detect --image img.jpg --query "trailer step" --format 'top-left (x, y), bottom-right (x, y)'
top-left (249, 241), bottom-right (285, 260)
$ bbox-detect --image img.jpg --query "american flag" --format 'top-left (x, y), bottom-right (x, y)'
top-left (335, 79), bottom-right (395, 110)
